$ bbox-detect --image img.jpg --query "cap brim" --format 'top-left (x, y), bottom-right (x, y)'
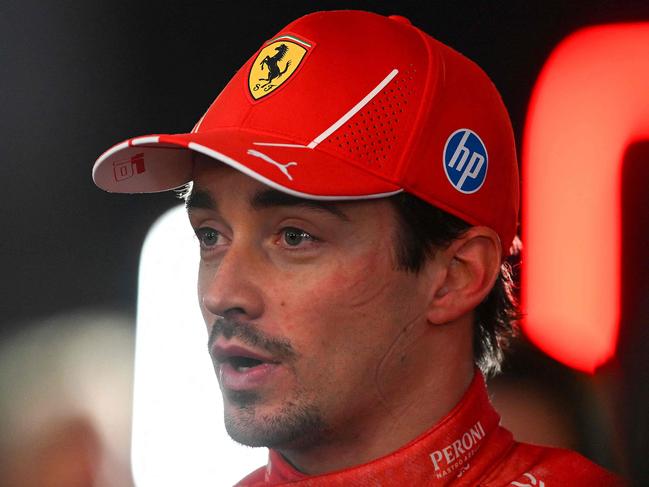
top-left (92, 128), bottom-right (402, 201)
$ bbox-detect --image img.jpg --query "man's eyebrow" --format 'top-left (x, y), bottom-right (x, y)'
top-left (250, 189), bottom-right (349, 221)
top-left (185, 188), bottom-right (216, 212)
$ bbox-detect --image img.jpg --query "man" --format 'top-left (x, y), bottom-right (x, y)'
top-left (93, 10), bottom-right (624, 486)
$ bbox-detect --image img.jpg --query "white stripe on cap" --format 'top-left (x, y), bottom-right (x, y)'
top-left (132, 136), bottom-right (161, 146)
top-left (253, 68), bottom-right (399, 150)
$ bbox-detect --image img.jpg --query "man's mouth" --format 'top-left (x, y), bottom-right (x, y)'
top-left (212, 343), bottom-right (283, 390)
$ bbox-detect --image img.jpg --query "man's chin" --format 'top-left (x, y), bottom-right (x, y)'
top-left (223, 397), bottom-right (327, 450)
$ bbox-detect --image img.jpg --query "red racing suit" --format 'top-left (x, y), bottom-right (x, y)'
top-left (235, 372), bottom-right (625, 486)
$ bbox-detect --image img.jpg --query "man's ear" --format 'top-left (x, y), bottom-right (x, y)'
top-left (426, 226), bottom-right (502, 325)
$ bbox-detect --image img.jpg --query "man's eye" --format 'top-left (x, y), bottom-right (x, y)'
top-left (281, 227), bottom-right (315, 247)
top-left (196, 227), bottom-right (222, 248)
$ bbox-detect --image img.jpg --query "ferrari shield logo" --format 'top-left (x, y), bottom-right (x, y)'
top-left (248, 35), bottom-right (311, 100)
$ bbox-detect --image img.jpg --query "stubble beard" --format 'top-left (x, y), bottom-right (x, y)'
top-left (223, 389), bottom-right (328, 449)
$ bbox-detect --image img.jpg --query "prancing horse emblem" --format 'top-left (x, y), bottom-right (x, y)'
top-left (259, 44), bottom-right (291, 88)
top-left (248, 37), bottom-right (311, 100)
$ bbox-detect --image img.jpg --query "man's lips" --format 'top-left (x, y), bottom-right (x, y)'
top-left (211, 342), bottom-right (279, 364)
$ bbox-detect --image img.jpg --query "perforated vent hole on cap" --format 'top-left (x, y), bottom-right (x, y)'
top-left (326, 67), bottom-right (419, 172)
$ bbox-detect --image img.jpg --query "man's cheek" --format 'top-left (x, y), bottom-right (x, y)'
top-left (287, 270), bottom-right (391, 337)
top-left (329, 262), bottom-right (397, 312)
top-left (305, 267), bottom-right (385, 310)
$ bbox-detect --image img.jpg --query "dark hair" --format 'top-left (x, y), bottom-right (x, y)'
top-left (389, 192), bottom-right (520, 377)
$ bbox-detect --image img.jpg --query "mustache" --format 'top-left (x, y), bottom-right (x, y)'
top-left (207, 316), bottom-right (297, 362)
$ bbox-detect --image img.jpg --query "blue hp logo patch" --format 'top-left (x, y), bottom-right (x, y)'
top-left (443, 129), bottom-right (488, 194)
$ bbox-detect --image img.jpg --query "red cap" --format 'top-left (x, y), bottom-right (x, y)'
top-left (93, 10), bottom-right (519, 253)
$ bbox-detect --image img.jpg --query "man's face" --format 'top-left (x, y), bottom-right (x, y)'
top-left (188, 157), bottom-right (437, 450)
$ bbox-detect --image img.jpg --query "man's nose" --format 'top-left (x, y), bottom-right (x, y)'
top-left (200, 242), bottom-right (265, 322)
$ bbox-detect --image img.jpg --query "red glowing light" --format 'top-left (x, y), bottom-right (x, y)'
top-left (522, 23), bottom-right (649, 373)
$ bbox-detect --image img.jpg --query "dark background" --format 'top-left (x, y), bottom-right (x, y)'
top-left (1, 0), bottom-right (648, 482)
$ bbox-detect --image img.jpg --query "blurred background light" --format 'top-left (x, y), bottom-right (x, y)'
top-left (0, 310), bottom-right (134, 487)
top-left (522, 23), bottom-right (649, 373)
